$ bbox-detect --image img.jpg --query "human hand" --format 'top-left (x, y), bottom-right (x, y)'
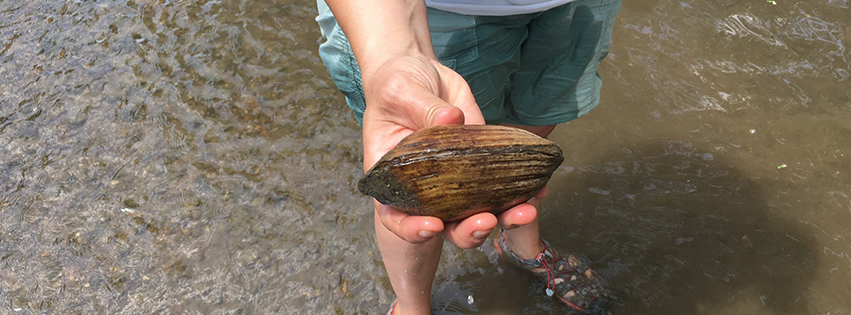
top-left (361, 55), bottom-right (542, 248)
top-left (440, 185), bottom-right (548, 248)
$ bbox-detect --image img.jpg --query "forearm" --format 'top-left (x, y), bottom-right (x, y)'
top-left (324, 0), bottom-right (435, 79)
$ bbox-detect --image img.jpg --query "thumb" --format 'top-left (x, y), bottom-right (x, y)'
top-left (404, 84), bottom-right (466, 128)
top-left (426, 104), bottom-right (465, 127)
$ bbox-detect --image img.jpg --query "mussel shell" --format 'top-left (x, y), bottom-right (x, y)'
top-left (357, 125), bottom-right (564, 222)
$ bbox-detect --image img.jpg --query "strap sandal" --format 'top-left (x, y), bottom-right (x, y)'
top-left (494, 229), bottom-right (607, 312)
top-left (385, 299), bottom-right (397, 315)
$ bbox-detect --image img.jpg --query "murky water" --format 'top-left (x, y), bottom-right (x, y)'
top-left (0, 0), bottom-right (848, 314)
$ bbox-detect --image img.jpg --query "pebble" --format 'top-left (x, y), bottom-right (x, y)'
top-left (183, 209), bottom-right (201, 220)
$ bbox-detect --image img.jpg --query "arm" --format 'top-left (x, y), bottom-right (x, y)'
top-left (325, 0), bottom-right (479, 165)
top-left (324, 0), bottom-right (435, 78)
top-left (325, 1), bottom-right (537, 248)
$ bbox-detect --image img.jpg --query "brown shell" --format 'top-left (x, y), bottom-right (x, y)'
top-left (357, 125), bottom-right (564, 222)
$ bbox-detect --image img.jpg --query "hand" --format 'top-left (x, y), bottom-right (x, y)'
top-left (361, 55), bottom-right (541, 248)
top-left (438, 185), bottom-right (547, 248)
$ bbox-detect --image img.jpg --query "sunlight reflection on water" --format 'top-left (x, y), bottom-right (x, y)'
top-left (0, 0), bottom-right (849, 314)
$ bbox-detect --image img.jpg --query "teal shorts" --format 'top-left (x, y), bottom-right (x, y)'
top-left (316, 0), bottom-right (622, 126)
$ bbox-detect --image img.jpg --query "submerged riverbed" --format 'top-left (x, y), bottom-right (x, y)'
top-left (1, 0), bottom-right (849, 314)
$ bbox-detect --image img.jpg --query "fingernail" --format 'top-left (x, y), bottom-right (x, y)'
top-left (472, 230), bottom-right (490, 239)
top-left (418, 230), bottom-right (437, 239)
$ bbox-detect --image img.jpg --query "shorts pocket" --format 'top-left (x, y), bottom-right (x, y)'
top-left (427, 8), bottom-right (479, 71)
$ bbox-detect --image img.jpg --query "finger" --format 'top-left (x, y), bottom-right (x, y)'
top-left (497, 186), bottom-right (547, 230)
top-left (431, 61), bottom-right (485, 125)
top-left (429, 104), bottom-right (465, 127)
top-left (362, 87), bottom-right (463, 170)
top-left (366, 65), bottom-right (465, 130)
top-left (449, 92), bottom-right (484, 126)
top-left (375, 202), bottom-right (445, 243)
top-left (387, 60), bottom-right (480, 128)
top-left (496, 202), bottom-right (538, 230)
top-left (361, 102), bottom-right (460, 171)
top-left (361, 123), bottom-right (411, 170)
top-left (441, 212), bottom-right (498, 249)
top-left (403, 84), bottom-right (465, 128)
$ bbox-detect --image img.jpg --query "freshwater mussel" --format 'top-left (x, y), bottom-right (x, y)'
top-left (357, 125), bottom-right (564, 221)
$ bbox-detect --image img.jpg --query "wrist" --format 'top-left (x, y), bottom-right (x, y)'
top-left (324, 0), bottom-right (435, 80)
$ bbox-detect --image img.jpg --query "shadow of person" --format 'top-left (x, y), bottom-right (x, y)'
top-left (469, 139), bottom-right (817, 315)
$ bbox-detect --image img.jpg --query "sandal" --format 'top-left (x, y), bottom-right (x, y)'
top-left (385, 299), bottom-right (397, 315)
top-left (494, 229), bottom-right (606, 312)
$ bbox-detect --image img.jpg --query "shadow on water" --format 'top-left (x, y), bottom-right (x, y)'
top-left (461, 140), bottom-right (818, 315)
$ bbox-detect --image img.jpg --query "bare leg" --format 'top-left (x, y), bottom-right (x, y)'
top-left (375, 209), bottom-right (441, 315)
top-left (498, 123), bottom-right (603, 311)
top-left (501, 199), bottom-right (546, 259)
top-left (500, 124), bottom-right (555, 259)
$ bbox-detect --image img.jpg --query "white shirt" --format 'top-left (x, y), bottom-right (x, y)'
top-left (425, 0), bottom-right (574, 16)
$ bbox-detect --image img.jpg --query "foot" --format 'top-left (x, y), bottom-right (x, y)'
top-left (494, 230), bottom-right (606, 312)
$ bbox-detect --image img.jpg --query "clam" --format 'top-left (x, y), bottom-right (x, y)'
top-left (357, 125), bottom-right (564, 222)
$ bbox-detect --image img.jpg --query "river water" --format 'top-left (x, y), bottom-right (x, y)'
top-left (0, 0), bottom-right (848, 314)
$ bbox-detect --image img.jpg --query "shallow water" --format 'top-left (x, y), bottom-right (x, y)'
top-left (0, 0), bottom-right (848, 314)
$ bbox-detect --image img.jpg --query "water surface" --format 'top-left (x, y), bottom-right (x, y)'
top-left (0, 0), bottom-right (849, 314)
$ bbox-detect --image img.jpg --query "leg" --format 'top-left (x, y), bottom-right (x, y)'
top-left (496, 122), bottom-right (606, 311)
top-left (499, 123), bottom-right (553, 259)
top-left (375, 209), bottom-right (441, 315)
top-left (499, 196), bottom-right (545, 260)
